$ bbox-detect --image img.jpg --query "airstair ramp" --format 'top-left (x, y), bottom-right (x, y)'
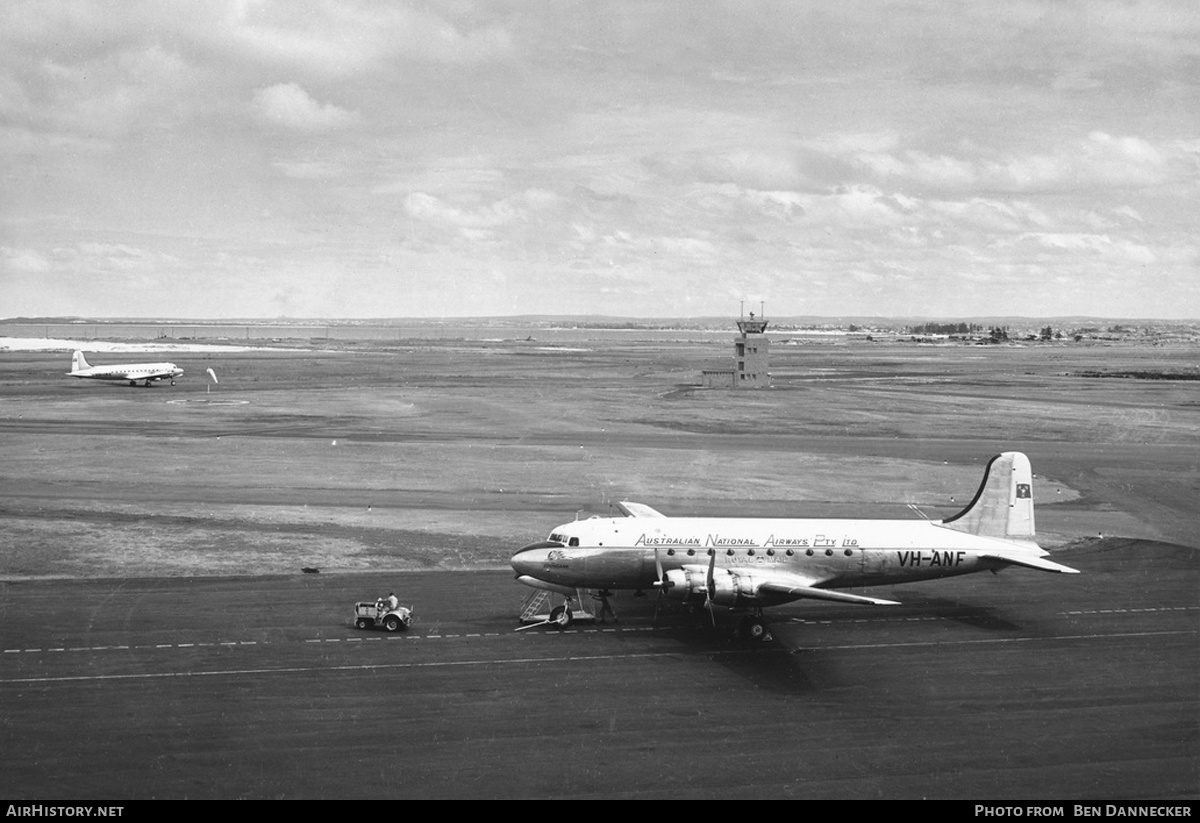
top-left (516, 588), bottom-right (595, 631)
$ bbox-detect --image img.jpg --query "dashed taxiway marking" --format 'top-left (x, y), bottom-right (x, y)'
top-left (787, 605), bottom-right (1198, 626)
top-left (1064, 606), bottom-right (1197, 615)
top-left (3, 606), bottom-right (1195, 657)
top-left (1, 630), bottom-right (1194, 686)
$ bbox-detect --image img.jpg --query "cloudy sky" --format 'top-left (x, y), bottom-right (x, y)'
top-left (2, 1), bottom-right (1197, 319)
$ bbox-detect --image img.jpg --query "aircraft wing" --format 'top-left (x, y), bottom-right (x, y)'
top-left (980, 550), bottom-right (1080, 574)
top-left (724, 567), bottom-right (901, 606)
top-left (756, 580), bottom-right (902, 606)
top-left (616, 501), bottom-right (667, 518)
top-left (136, 367), bottom-right (177, 380)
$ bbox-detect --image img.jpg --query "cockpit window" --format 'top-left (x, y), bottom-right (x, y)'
top-left (568, 537), bottom-right (579, 547)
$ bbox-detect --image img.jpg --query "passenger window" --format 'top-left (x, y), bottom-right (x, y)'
top-left (569, 538), bottom-right (579, 547)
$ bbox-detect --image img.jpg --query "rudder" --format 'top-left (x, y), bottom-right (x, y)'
top-left (940, 452), bottom-right (1035, 539)
top-left (71, 351), bottom-right (90, 373)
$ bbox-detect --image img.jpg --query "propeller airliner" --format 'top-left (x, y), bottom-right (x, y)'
top-left (67, 350), bottom-right (183, 387)
top-left (511, 452), bottom-right (1078, 639)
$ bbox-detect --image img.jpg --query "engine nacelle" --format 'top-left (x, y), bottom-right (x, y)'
top-left (707, 569), bottom-right (756, 607)
top-left (661, 566), bottom-right (760, 607)
top-left (662, 567), bottom-right (709, 600)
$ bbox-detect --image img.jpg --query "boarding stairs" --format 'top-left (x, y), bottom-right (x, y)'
top-left (517, 588), bottom-right (594, 627)
top-left (519, 589), bottom-right (552, 623)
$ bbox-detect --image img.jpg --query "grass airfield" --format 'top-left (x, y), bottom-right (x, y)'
top-left (1, 333), bottom-right (1196, 580)
top-left (2, 331), bottom-right (1198, 800)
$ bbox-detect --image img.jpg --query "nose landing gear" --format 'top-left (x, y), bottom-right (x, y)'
top-left (548, 604), bottom-right (574, 629)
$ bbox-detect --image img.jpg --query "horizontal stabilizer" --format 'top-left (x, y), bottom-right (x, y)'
top-left (616, 501), bottom-right (667, 518)
top-left (981, 551), bottom-right (1080, 574)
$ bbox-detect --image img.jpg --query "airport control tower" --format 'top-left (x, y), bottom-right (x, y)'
top-left (701, 307), bottom-right (772, 389)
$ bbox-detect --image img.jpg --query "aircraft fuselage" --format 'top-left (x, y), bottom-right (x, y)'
top-left (513, 517), bottom-right (1020, 598)
top-left (68, 351), bottom-right (183, 386)
top-left (72, 365), bottom-right (182, 382)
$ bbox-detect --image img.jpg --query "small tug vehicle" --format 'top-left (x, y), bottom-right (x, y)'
top-left (353, 599), bottom-right (414, 632)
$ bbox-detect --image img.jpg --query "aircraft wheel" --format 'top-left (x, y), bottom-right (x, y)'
top-left (742, 617), bottom-right (769, 642)
top-left (355, 618), bottom-right (371, 630)
top-left (548, 605), bottom-right (573, 629)
top-left (383, 615), bottom-right (402, 632)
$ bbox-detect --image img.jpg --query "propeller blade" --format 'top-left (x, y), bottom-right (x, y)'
top-left (705, 550), bottom-right (717, 627)
top-left (652, 546), bottom-right (674, 600)
top-left (652, 547), bottom-right (665, 624)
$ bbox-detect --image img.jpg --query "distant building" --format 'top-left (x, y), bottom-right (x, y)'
top-left (701, 311), bottom-right (772, 389)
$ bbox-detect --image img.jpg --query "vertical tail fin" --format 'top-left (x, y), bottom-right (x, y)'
top-left (940, 452), bottom-right (1035, 539)
top-left (71, 351), bottom-right (90, 373)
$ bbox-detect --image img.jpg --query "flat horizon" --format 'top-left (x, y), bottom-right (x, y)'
top-left (4, 314), bottom-right (1199, 325)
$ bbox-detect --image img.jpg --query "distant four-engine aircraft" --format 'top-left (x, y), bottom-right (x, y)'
top-left (511, 452), bottom-right (1078, 638)
top-left (67, 350), bottom-right (184, 387)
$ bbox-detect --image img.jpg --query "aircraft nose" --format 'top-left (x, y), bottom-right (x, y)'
top-left (510, 540), bottom-right (560, 576)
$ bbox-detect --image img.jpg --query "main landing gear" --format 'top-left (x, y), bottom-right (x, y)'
top-left (737, 612), bottom-right (772, 643)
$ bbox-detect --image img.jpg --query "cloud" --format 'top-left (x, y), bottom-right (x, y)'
top-left (2, 2), bottom-right (1196, 319)
top-left (221, 2), bottom-right (513, 75)
top-left (836, 131), bottom-right (1182, 195)
top-left (982, 132), bottom-right (1172, 191)
top-left (270, 159), bottom-right (341, 179)
top-left (643, 144), bottom-right (853, 194)
top-left (404, 189), bottom-right (559, 230)
top-left (253, 83), bottom-right (358, 131)
top-left (2, 247), bottom-right (50, 273)
top-left (72, 243), bottom-right (180, 273)
top-left (0, 32), bottom-right (191, 141)
top-left (640, 129), bottom-right (1185, 218)
top-left (1016, 232), bottom-right (1157, 265)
